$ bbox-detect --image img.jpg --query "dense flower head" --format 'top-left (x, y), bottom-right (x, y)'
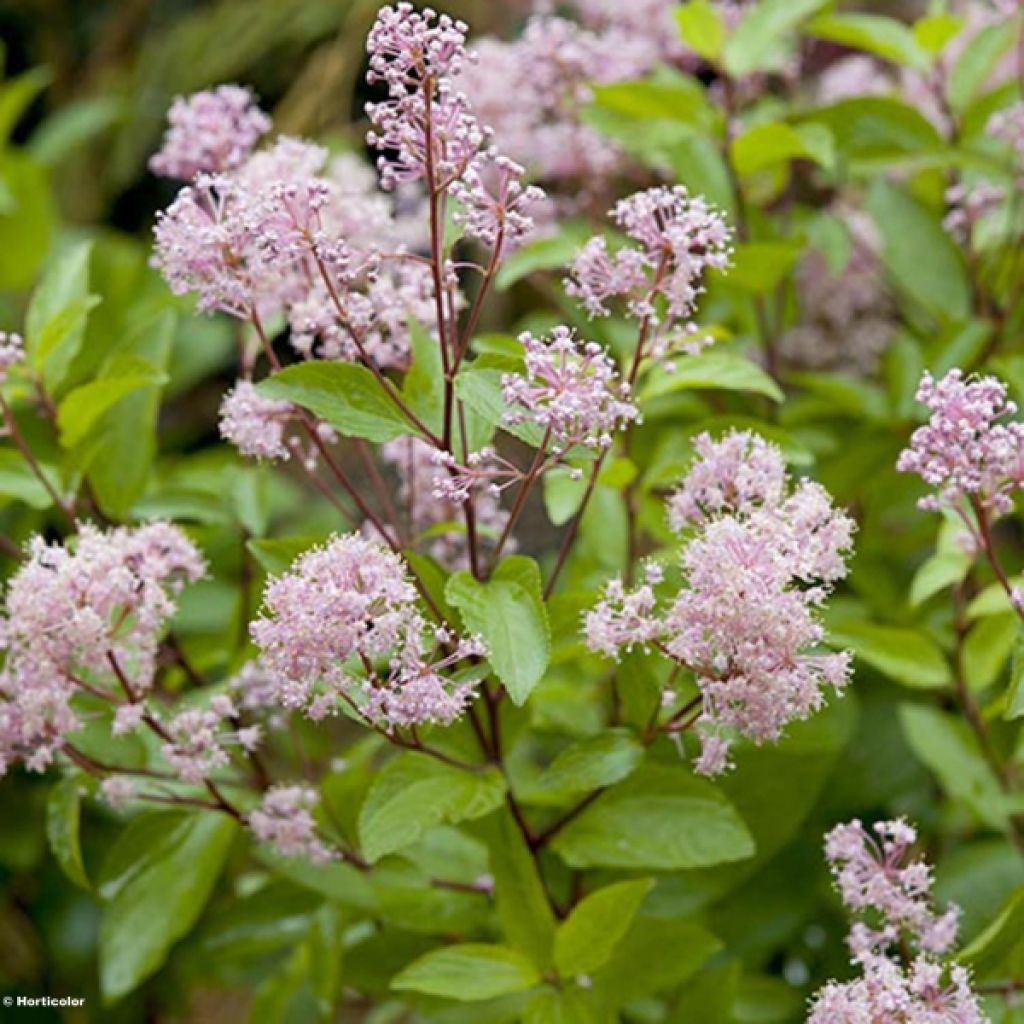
top-left (585, 431), bottom-right (854, 775)
top-left (0, 524), bottom-right (205, 774)
top-left (219, 380), bottom-right (293, 460)
top-left (249, 785), bottom-right (333, 862)
top-left (897, 369), bottom-right (1024, 516)
top-left (150, 86), bottom-right (271, 180)
top-left (0, 331), bottom-right (24, 383)
top-left (502, 326), bottom-right (639, 452)
top-left (567, 187), bottom-right (732, 363)
top-left (250, 534), bottom-right (484, 728)
top-left (160, 694), bottom-right (258, 785)
top-left (808, 818), bottom-right (984, 1024)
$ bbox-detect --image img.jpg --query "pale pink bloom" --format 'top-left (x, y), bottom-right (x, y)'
top-left (250, 534), bottom-right (485, 728)
top-left (161, 696), bottom-right (240, 785)
top-left (584, 569), bottom-right (664, 659)
top-left (249, 785), bottom-right (333, 862)
top-left (219, 380), bottom-right (293, 460)
top-left (99, 777), bottom-right (136, 809)
top-left (0, 524), bottom-right (204, 774)
top-left (0, 332), bottom-right (24, 383)
top-left (150, 85), bottom-right (271, 180)
top-left (502, 326), bottom-right (639, 452)
top-left (897, 369), bottom-right (1024, 516)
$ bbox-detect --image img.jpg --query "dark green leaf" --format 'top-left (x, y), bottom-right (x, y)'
top-left (46, 775), bottom-right (90, 890)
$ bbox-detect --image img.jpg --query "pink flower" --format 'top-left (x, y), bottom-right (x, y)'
top-left (249, 785), bottom-right (333, 862)
top-left (0, 524), bottom-right (204, 774)
top-left (897, 369), bottom-right (1024, 516)
top-left (150, 86), bottom-right (271, 180)
top-left (219, 380), bottom-right (293, 460)
top-left (502, 326), bottom-right (639, 452)
top-left (249, 534), bottom-right (484, 728)
top-left (0, 332), bottom-right (24, 383)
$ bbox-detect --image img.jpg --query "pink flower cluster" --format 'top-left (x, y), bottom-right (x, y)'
top-left (0, 523), bottom-right (205, 774)
top-left (249, 534), bottom-right (484, 729)
top-left (152, 108), bottom-right (436, 369)
top-left (249, 784), bottom-right (333, 863)
top-left (149, 85), bottom-right (271, 180)
top-left (161, 694), bottom-right (261, 785)
top-left (897, 369), bottom-right (1024, 516)
top-left (365, 4), bottom-right (543, 252)
top-left (502, 326), bottom-right (639, 453)
top-left (567, 187), bottom-right (732, 364)
top-left (218, 380), bottom-right (293, 460)
top-left (808, 818), bottom-right (984, 1024)
top-left (0, 331), bottom-right (24, 384)
top-left (586, 431), bottom-right (854, 775)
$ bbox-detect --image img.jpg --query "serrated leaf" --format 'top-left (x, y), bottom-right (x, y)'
top-left (358, 753), bottom-right (505, 863)
top-left (555, 879), bottom-right (653, 978)
top-left (259, 361), bottom-right (411, 443)
top-left (392, 944), bottom-right (540, 1001)
top-left (446, 556), bottom-right (550, 705)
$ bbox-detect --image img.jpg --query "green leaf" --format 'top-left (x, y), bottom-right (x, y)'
top-left (446, 556), bottom-right (550, 705)
top-left (550, 764), bottom-right (754, 870)
top-left (0, 152), bottom-right (54, 290)
top-left (46, 776), bottom-right (89, 890)
top-left (1005, 632), bottom-right (1024, 721)
top-left (866, 180), bottom-right (970, 322)
top-left (948, 20), bottom-right (1016, 113)
top-left (392, 944), bottom-right (540, 1001)
top-left (247, 536), bottom-right (323, 576)
top-left (524, 987), bottom-right (596, 1024)
top-left (0, 448), bottom-right (60, 510)
top-left (480, 811), bottom-right (557, 971)
top-left (828, 622), bottom-right (951, 689)
top-left (591, 78), bottom-right (715, 132)
top-left (641, 351), bottom-right (784, 403)
top-left (801, 98), bottom-right (942, 165)
top-left (963, 614), bottom-right (1017, 692)
top-left (555, 879), bottom-right (653, 978)
top-left (730, 121), bottom-right (834, 176)
top-left (84, 311), bottom-right (175, 518)
top-left (25, 240), bottom-right (98, 393)
top-left (259, 361), bottom-right (410, 443)
top-left (723, 0), bottom-right (830, 78)
top-left (900, 704), bottom-right (1021, 831)
top-left (29, 95), bottom-right (123, 166)
top-left (534, 730), bottom-right (644, 801)
top-left (960, 885), bottom-right (1024, 978)
top-left (495, 223), bottom-right (592, 291)
top-left (676, 1), bottom-right (727, 61)
top-left (57, 359), bottom-right (167, 448)
top-left (805, 14), bottom-right (929, 70)
top-left (0, 67), bottom-right (52, 146)
top-left (357, 753), bottom-right (506, 863)
top-left (909, 549), bottom-right (972, 607)
top-left (727, 242), bottom-right (804, 294)
top-left (912, 14), bottom-right (965, 58)
top-left (99, 812), bottom-right (236, 1001)
top-left (401, 320), bottom-right (444, 434)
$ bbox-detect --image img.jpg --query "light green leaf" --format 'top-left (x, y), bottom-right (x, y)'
top-left (802, 98), bottom-right (942, 165)
top-left (401, 320), bottom-right (444, 434)
top-left (963, 614), bottom-right (1017, 692)
top-left (99, 812), bottom-right (236, 1001)
top-left (58, 360), bottom-right (167, 448)
top-left (533, 730), bottom-right (644, 801)
top-left (1005, 632), bottom-right (1024, 721)
top-left (46, 775), bottom-right (90, 890)
top-left (524, 987), bottom-right (596, 1024)
top-left (481, 811), bottom-right (557, 971)
top-left (913, 14), bottom-right (965, 57)
top-left (676, 1), bottom-right (727, 61)
top-left (0, 67), bottom-right (52, 146)
top-left (730, 121), bottom-right (834, 176)
top-left (357, 753), bottom-right (506, 863)
top-left (805, 14), bottom-right (929, 70)
top-left (25, 240), bottom-right (98, 393)
top-left (591, 78), bottom-right (715, 132)
top-left (828, 622), bottom-right (951, 689)
top-left (495, 223), bottom-right (592, 291)
top-left (29, 95), bottom-right (123, 166)
top-left (723, 0), bottom-right (830, 78)
top-left (0, 448), bottom-right (60, 510)
top-left (555, 879), bottom-right (653, 978)
top-left (909, 549), bottom-right (972, 607)
top-left (259, 361), bottom-right (410, 443)
top-left (948, 20), bottom-right (1016, 112)
top-left (726, 242), bottom-right (804, 294)
top-left (900, 704), bottom-right (1020, 831)
top-left (551, 764), bottom-right (754, 870)
top-left (641, 351), bottom-right (784, 403)
top-left (247, 536), bottom-right (323, 576)
top-left (446, 556), bottom-right (550, 705)
top-left (455, 355), bottom-right (545, 448)
top-left (392, 944), bottom-right (540, 1001)
top-left (867, 180), bottom-right (970, 322)
top-left (0, 152), bottom-right (54, 290)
